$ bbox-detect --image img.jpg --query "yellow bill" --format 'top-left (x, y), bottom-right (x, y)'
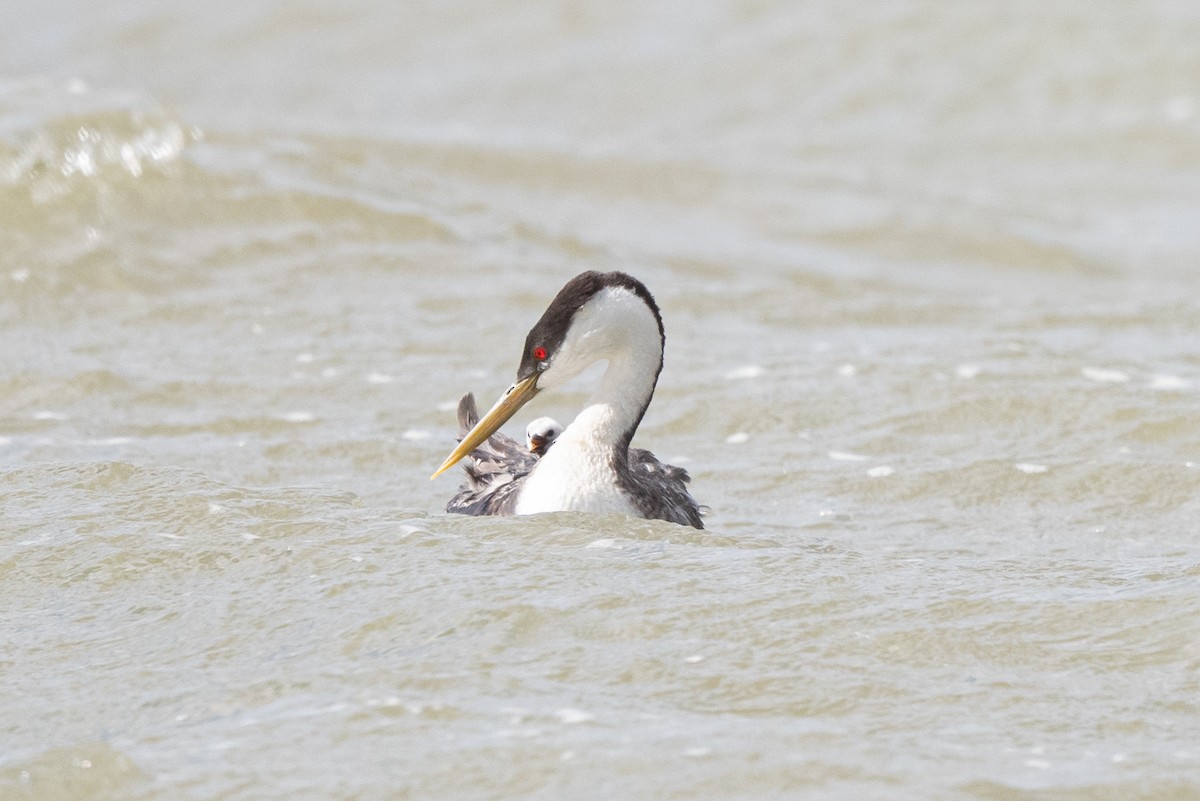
top-left (430, 375), bottom-right (541, 479)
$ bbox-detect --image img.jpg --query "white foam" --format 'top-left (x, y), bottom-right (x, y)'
top-left (724, 365), bottom-right (764, 380)
top-left (1082, 367), bottom-right (1129, 384)
top-left (556, 708), bottom-right (595, 725)
top-left (585, 538), bottom-right (619, 550)
top-left (1015, 463), bottom-right (1048, 474)
top-left (1149, 374), bottom-right (1190, 391)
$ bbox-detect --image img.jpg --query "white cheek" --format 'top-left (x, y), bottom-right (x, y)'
top-left (541, 344), bottom-right (596, 390)
top-left (535, 286), bottom-right (654, 392)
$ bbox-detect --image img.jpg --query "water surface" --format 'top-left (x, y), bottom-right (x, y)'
top-left (2, 2), bottom-right (1199, 799)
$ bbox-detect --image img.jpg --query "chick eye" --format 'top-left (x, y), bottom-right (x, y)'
top-left (533, 346), bottom-right (548, 361)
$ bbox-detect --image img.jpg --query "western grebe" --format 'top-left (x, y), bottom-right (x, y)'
top-left (525, 417), bottom-right (562, 456)
top-left (432, 271), bottom-right (703, 529)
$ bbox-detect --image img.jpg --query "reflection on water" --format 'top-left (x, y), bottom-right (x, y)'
top-left (2, 2), bottom-right (1199, 799)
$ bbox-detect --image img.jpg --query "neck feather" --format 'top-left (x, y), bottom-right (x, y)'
top-left (569, 346), bottom-right (661, 458)
top-left (552, 287), bottom-right (664, 461)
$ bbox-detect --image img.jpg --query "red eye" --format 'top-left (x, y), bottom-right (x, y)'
top-left (533, 346), bottom-right (548, 361)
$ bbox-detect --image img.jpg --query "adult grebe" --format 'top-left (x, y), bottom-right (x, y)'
top-left (431, 271), bottom-right (703, 529)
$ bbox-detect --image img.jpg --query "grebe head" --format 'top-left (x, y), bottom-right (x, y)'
top-left (432, 271), bottom-right (664, 479)
top-left (525, 417), bottom-right (563, 456)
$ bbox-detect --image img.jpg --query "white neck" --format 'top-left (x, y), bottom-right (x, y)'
top-left (514, 286), bottom-right (663, 516)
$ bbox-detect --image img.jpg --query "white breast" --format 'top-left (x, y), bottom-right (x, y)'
top-left (513, 406), bottom-right (639, 518)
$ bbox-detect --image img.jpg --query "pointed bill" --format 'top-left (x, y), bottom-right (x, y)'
top-left (430, 375), bottom-right (540, 479)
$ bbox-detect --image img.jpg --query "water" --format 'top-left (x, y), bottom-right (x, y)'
top-left (3, 2), bottom-right (1200, 799)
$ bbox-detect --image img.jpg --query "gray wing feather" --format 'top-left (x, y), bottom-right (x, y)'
top-left (445, 393), bottom-right (535, 517)
top-left (623, 448), bottom-right (705, 529)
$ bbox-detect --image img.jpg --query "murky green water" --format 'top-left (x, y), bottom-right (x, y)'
top-left (2, 3), bottom-right (1199, 799)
